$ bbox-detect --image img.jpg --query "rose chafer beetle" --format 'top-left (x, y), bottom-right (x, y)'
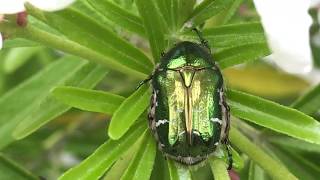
top-left (139, 29), bottom-right (232, 169)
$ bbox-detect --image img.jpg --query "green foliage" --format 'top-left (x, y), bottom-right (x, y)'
top-left (3, 47), bottom-right (42, 73)
top-left (121, 132), bottom-right (156, 180)
top-left (209, 159), bottom-right (230, 180)
top-left (227, 89), bottom-right (320, 144)
top-left (229, 128), bottom-right (297, 180)
top-left (108, 84), bottom-right (150, 139)
top-left (87, 0), bottom-right (146, 36)
top-left (59, 121), bottom-right (147, 180)
top-left (0, 56), bottom-right (107, 149)
top-left (52, 86), bottom-right (125, 114)
top-left (291, 84), bottom-right (320, 115)
top-left (167, 160), bottom-right (192, 180)
top-left (0, 0), bottom-right (319, 179)
top-left (136, 0), bottom-right (167, 61)
top-left (190, 0), bottom-right (233, 26)
top-left (13, 63), bottom-right (107, 139)
top-left (0, 154), bottom-right (38, 180)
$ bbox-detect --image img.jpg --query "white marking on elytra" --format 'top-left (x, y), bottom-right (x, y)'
top-left (156, 119), bottom-right (169, 127)
top-left (193, 131), bottom-right (200, 136)
top-left (176, 108), bottom-right (183, 113)
top-left (178, 131), bottom-right (185, 136)
top-left (210, 118), bottom-right (222, 125)
top-left (193, 108), bottom-right (204, 113)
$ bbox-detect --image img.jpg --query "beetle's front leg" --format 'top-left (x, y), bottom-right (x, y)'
top-left (136, 75), bottom-right (153, 90)
top-left (192, 28), bottom-right (211, 52)
top-left (221, 91), bottom-right (233, 170)
top-left (224, 138), bottom-right (233, 170)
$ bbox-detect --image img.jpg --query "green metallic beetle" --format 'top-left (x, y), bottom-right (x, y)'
top-left (140, 29), bottom-right (232, 169)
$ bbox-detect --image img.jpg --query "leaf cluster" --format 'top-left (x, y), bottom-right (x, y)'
top-left (0, 0), bottom-right (319, 180)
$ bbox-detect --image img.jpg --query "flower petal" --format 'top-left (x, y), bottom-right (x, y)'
top-left (0, 0), bottom-right (25, 14)
top-left (254, 0), bottom-right (313, 74)
top-left (28, 0), bottom-right (76, 11)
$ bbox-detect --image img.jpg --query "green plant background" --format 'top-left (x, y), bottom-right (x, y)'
top-left (0, 0), bottom-right (320, 179)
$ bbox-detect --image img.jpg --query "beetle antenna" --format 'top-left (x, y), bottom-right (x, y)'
top-left (192, 28), bottom-right (211, 51)
top-left (136, 75), bottom-right (153, 90)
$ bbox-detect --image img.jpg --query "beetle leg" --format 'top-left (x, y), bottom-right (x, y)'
top-left (224, 139), bottom-right (233, 170)
top-left (222, 98), bottom-right (230, 139)
top-left (221, 88), bottom-right (232, 170)
top-left (136, 75), bottom-right (153, 90)
top-left (192, 28), bottom-right (211, 52)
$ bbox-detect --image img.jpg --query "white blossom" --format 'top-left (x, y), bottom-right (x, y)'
top-left (254, 0), bottom-right (314, 74)
top-left (0, 0), bottom-right (76, 14)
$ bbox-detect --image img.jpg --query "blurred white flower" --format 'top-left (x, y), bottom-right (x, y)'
top-left (0, 0), bottom-right (76, 14)
top-left (254, 0), bottom-right (313, 74)
top-left (310, 0), bottom-right (320, 7)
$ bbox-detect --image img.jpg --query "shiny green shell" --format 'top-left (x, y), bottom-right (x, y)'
top-left (148, 41), bottom-right (228, 165)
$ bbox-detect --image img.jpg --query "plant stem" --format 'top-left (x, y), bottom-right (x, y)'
top-left (0, 23), bottom-right (147, 79)
top-left (209, 158), bottom-right (230, 180)
top-left (230, 127), bottom-right (298, 180)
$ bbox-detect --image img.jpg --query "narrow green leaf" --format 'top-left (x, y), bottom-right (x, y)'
top-left (2, 38), bottom-right (40, 48)
top-left (18, 24), bottom-right (146, 79)
top-left (150, 151), bottom-right (170, 180)
top-left (180, 23), bottom-right (270, 68)
top-left (167, 159), bottom-right (179, 180)
top-left (209, 158), bottom-right (230, 180)
top-left (0, 154), bottom-right (38, 180)
top-left (167, 159), bottom-right (192, 180)
top-left (270, 146), bottom-right (318, 180)
top-left (87, 0), bottom-right (145, 36)
top-left (48, 6), bottom-right (153, 70)
top-left (230, 148), bottom-right (244, 170)
top-left (215, 43), bottom-right (270, 69)
top-left (121, 132), bottom-right (156, 180)
top-left (227, 89), bottom-right (320, 144)
top-left (109, 84), bottom-right (150, 139)
top-left (136, 0), bottom-right (167, 62)
top-left (284, 149), bottom-right (320, 176)
top-left (217, 0), bottom-right (243, 25)
top-left (52, 87), bottom-right (124, 114)
top-left (182, 22), bottom-right (266, 48)
top-left (12, 64), bottom-right (107, 140)
top-left (72, 0), bottom-right (114, 30)
top-left (248, 161), bottom-right (268, 180)
top-left (291, 84), bottom-right (320, 115)
top-left (230, 127), bottom-right (297, 180)
top-left (190, 0), bottom-right (233, 26)
top-left (103, 133), bottom-right (143, 180)
top-left (3, 47), bottom-right (42, 74)
top-left (153, 0), bottom-right (175, 31)
top-left (59, 121), bottom-right (147, 180)
top-left (25, 4), bottom-right (152, 78)
top-left (268, 136), bottom-right (320, 153)
top-left (204, 0), bottom-right (243, 26)
top-left (177, 0), bottom-right (196, 28)
top-left (0, 57), bottom-right (87, 149)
